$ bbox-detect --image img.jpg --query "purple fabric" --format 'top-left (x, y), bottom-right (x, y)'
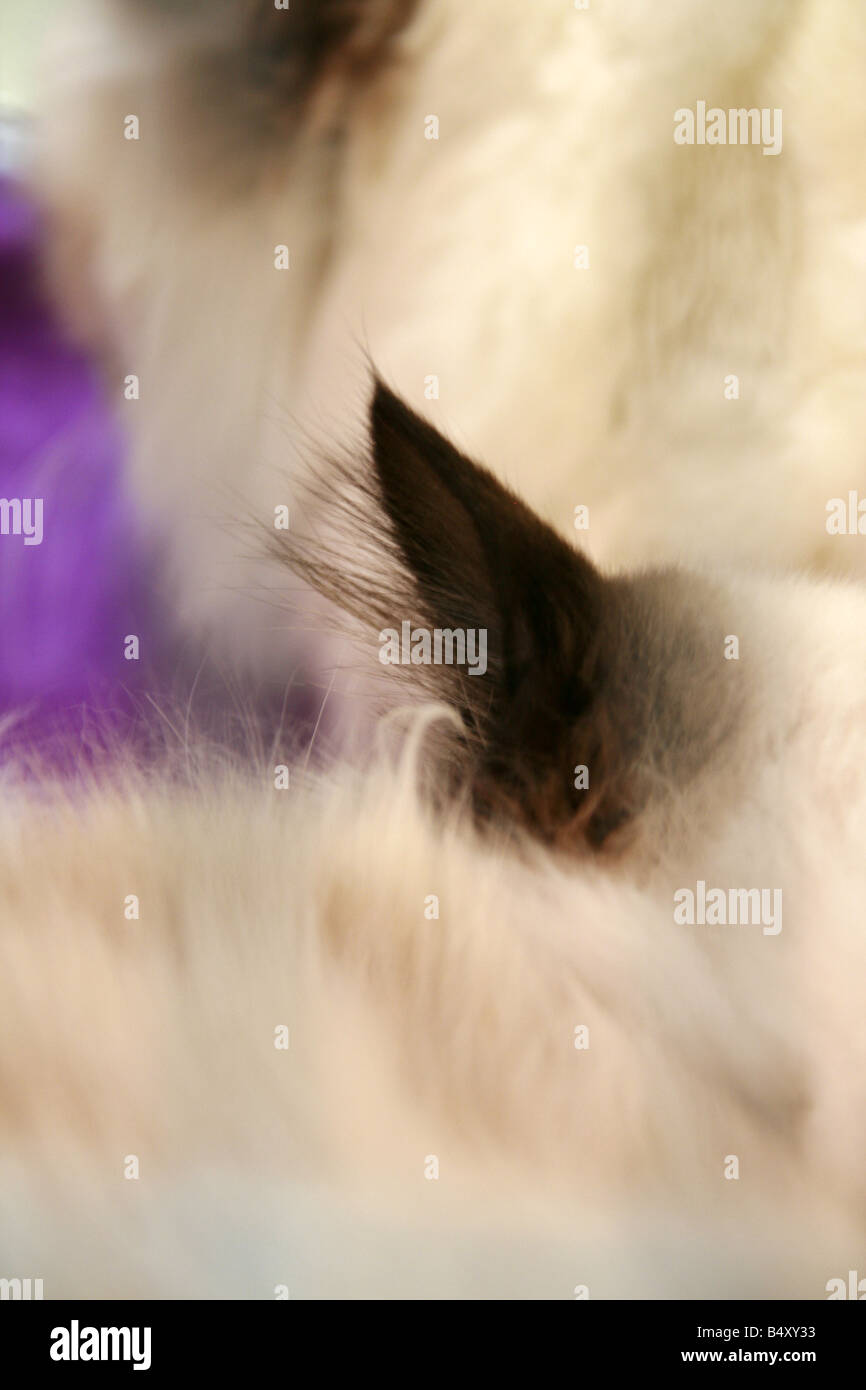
top-left (0, 175), bottom-right (329, 767)
top-left (0, 174), bottom-right (162, 758)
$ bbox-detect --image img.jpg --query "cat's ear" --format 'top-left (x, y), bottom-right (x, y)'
top-left (368, 382), bottom-right (639, 849)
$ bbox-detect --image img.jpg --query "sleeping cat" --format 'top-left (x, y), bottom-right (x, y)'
top-left (0, 385), bottom-right (864, 1298)
top-left (9, 0), bottom-right (866, 1300)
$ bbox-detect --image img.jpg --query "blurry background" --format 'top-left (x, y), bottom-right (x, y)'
top-left (0, 0), bottom-right (165, 761)
top-left (1, 0), bottom-right (62, 167)
top-left (0, 0), bottom-right (322, 764)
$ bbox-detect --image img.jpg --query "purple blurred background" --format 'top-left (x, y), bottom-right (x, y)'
top-left (0, 173), bottom-right (168, 760)
top-left (0, 173), bottom-right (331, 770)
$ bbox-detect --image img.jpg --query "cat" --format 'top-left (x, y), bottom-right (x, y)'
top-left (31, 0), bottom-right (866, 688)
top-left (10, 0), bottom-right (866, 1300)
top-left (1, 384), bottom-right (864, 1298)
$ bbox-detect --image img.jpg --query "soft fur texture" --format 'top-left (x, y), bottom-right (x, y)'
top-left (7, 0), bottom-right (866, 1299)
top-left (3, 390), bottom-right (866, 1299)
top-left (1, 565), bottom-right (865, 1298)
top-left (33, 0), bottom-right (866, 673)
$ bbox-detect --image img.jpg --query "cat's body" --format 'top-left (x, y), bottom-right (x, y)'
top-left (5, 0), bottom-right (866, 1299)
top-left (1, 565), bottom-right (865, 1298)
top-left (3, 383), bottom-right (866, 1299)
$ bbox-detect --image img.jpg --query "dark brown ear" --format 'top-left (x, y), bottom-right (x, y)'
top-left (368, 383), bottom-right (639, 850)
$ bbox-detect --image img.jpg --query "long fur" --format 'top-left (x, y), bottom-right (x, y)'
top-left (31, 0), bottom-right (866, 673)
top-left (7, 0), bottom-right (866, 1299)
top-left (2, 500), bottom-right (866, 1296)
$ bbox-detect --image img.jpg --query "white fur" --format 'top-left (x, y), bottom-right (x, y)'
top-left (1, 570), bottom-right (865, 1297)
top-left (32, 0), bottom-right (866, 672)
top-left (10, 0), bottom-right (866, 1299)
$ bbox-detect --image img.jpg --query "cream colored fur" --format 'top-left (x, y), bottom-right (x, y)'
top-left (32, 0), bottom-right (866, 674)
top-left (1, 570), bottom-right (865, 1297)
top-left (8, 0), bottom-right (866, 1298)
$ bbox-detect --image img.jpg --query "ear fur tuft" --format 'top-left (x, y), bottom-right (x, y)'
top-left (272, 379), bottom-right (736, 852)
